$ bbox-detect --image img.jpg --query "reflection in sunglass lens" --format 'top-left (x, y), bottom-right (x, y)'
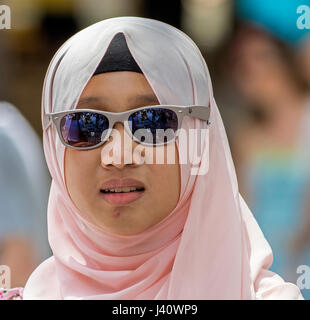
top-left (128, 108), bottom-right (178, 144)
top-left (60, 112), bottom-right (109, 147)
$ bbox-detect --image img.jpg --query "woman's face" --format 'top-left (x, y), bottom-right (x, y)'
top-left (64, 71), bottom-right (181, 235)
top-left (232, 35), bottom-right (292, 105)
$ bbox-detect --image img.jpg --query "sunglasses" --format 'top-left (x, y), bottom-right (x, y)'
top-left (43, 105), bottom-right (211, 150)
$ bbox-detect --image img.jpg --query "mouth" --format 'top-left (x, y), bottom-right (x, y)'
top-left (99, 179), bottom-right (146, 205)
top-left (100, 187), bottom-right (145, 194)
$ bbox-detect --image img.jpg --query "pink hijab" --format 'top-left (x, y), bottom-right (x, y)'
top-left (23, 17), bottom-right (303, 299)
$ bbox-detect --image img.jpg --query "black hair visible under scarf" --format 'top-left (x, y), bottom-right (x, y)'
top-left (93, 32), bottom-right (143, 75)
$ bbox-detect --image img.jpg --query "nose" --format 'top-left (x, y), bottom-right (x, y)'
top-left (100, 122), bottom-right (140, 169)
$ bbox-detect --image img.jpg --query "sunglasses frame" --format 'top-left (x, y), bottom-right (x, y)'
top-left (43, 104), bottom-right (211, 150)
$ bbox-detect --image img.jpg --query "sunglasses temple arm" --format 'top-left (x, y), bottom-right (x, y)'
top-left (188, 106), bottom-right (211, 124)
top-left (43, 114), bottom-right (52, 131)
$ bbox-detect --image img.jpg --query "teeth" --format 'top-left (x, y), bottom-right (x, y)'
top-left (122, 188), bottom-right (131, 192)
top-left (102, 187), bottom-right (144, 193)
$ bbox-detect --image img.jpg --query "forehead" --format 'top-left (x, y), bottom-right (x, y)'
top-left (76, 72), bottom-right (159, 112)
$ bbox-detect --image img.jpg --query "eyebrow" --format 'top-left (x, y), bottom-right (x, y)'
top-left (77, 96), bottom-right (104, 107)
top-left (129, 94), bottom-right (159, 105)
top-left (77, 94), bottom-right (159, 108)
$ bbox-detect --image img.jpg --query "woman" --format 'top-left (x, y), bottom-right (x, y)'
top-left (0, 102), bottom-right (51, 291)
top-left (225, 25), bottom-right (310, 298)
top-left (2, 17), bottom-right (303, 299)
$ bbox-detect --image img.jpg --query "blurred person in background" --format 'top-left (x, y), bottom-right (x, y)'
top-left (226, 24), bottom-right (310, 298)
top-left (0, 102), bottom-right (51, 287)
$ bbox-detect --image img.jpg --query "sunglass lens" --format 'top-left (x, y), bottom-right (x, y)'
top-left (60, 112), bottom-right (109, 148)
top-left (128, 108), bottom-right (178, 144)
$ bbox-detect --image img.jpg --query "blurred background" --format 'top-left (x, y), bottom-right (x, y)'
top-left (1, 0), bottom-right (310, 297)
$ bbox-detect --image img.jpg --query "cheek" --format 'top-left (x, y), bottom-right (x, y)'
top-left (150, 146), bottom-right (180, 202)
top-left (150, 163), bottom-right (180, 211)
top-left (64, 148), bottom-right (99, 197)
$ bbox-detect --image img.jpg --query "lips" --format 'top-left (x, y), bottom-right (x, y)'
top-left (100, 178), bottom-right (145, 205)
